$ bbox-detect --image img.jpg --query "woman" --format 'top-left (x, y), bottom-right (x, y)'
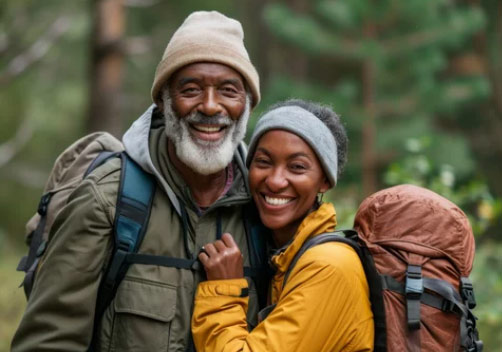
top-left (192, 100), bottom-right (374, 351)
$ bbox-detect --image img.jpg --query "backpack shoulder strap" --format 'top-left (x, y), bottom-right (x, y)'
top-left (281, 229), bottom-right (387, 352)
top-left (242, 201), bottom-right (271, 310)
top-left (282, 230), bottom-right (360, 289)
top-left (90, 152), bottom-right (156, 351)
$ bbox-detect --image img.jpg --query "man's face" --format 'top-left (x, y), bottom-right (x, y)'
top-left (162, 62), bottom-right (250, 175)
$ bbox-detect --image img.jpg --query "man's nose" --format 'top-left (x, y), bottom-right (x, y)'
top-left (198, 88), bottom-right (223, 117)
top-left (265, 168), bottom-right (288, 192)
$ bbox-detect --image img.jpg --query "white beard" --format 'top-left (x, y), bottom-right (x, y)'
top-left (162, 94), bottom-right (250, 175)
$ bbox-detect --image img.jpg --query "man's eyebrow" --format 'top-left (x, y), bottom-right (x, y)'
top-left (221, 78), bottom-right (244, 88)
top-left (177, 77), bottom-right (200, 87)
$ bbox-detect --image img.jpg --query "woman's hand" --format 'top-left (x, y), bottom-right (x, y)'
top-left (198, 233), bottom-right (244, 280)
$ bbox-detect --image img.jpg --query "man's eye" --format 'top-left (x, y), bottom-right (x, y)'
top-left (221, 86), bottom-right (238, 94)
top-left (181, 87), bottom-right (199, 94)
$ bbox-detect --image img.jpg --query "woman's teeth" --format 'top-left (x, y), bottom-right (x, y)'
top-left (264, 196), bottom-right (292, 206)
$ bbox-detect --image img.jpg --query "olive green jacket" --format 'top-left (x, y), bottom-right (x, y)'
top-left (11, 106), bottom-right (259, 352)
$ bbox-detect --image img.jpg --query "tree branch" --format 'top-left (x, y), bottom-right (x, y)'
top-left (0, 118), bottom-right (35, 168)
top-left (124, 0), bottom-right (160, 7)
top-left (1, 162), bottom-right (48, 189)
top-left (0, 16), bottom-right (71, 85)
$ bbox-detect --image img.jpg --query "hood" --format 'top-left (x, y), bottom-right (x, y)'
top-left (122, 105), bottom-right (250, 216)
top-left (354, 184), bottom-right (475, 276)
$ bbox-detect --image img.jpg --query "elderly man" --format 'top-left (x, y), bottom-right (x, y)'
top-left (12, 11), bottom-right (261, 351)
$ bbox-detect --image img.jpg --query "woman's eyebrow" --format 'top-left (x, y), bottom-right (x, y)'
top-left (288, 152), bottom-right (311, 159)
top-left (255, 147), bottom-right (271, 156)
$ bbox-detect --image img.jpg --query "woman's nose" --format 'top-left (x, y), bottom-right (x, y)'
top-left (265, 168), bottom-right (288, 192)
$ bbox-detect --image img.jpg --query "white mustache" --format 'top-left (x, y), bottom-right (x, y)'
top-left (185, 112), bottom-right (233, 127)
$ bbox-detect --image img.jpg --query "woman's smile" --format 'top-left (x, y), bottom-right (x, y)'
top-left (263, 194), bottom-right (294, 206)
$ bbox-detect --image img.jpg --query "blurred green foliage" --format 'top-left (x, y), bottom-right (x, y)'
top-left (384, 137), bottom-right (502, 237)
top-left (263, 0), bottom-right (491, 188)
top-left (470, 242), bottom-right (502, 348)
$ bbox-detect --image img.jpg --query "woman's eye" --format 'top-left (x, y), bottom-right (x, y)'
top-left (253, 157), bottom-right (270, 166)
top-left (290, 163), bottom-right (307, 172)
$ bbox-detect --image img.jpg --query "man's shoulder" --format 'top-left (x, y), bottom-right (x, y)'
top-left (69, 157), bottom-right (122, 211)
top-left (85, 157), bottom-right (122, 186)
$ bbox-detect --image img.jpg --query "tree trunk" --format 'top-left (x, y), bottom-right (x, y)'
top-left (87, 0), bottom-right (125, 136)
top-left (287, 0), bottom-right (309, 80)
top-left (240, 0), bottom-right (271, 91)
top-left (361, 20), bottom-right (377, 196)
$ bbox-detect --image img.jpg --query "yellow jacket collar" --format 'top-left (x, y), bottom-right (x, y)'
top-left (271, 202), bottom-right (337, 274)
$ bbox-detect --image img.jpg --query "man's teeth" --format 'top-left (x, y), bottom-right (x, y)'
top-left (264, 196), bottom-right (292, 206)
top-left (193, 125), bottom-right (222, 133)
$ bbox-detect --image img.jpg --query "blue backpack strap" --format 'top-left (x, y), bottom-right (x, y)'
top-left (89, 152), bottom-right (156, 351)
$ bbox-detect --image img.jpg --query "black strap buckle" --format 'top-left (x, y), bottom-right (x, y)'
top-left (405, 265), bottom-right (423, 330)
top-left (405, 265), bottom-right (423, 298)
top-left (461, 277), bottom-right (476, 309)
top-left (190, 259), bottom-right (201, 271)
top-left (441, 298), bottom-right (456, 313)
top-left (37, 193), bottom-right (52, 216)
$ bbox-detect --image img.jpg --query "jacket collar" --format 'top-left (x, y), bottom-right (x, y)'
top-left (271, 202), bottom-right (337, 274)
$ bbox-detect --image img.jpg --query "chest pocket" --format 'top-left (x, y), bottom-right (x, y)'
top-left (110, 279), bottom-right (177, 351)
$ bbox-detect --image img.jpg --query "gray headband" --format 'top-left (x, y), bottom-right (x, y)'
top-left (246, 106), bottom-right (338, 186)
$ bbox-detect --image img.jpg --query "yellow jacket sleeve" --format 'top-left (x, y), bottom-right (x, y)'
top-left (192, 243), bottom-right (374, 352)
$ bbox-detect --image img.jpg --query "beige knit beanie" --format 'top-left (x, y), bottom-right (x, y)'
top-left (151, 11), bottom-right (260, 108)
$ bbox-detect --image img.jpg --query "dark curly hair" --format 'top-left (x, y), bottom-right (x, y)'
top-left (263, 99), bottom-right (348, 178)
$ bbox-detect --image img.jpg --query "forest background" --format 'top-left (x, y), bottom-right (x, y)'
top-left (0, 0), bottom-right (500, 350)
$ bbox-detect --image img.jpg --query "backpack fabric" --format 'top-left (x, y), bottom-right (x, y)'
top-left (282, 184), bottom-right (482, 352)
top-left (17, 132), bottom-right (126, 298)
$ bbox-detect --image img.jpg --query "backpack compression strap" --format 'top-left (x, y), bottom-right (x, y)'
top-left (17, 151), bottom-right (122, 299)
top-left (16, 192), bottom-right (53, 298)
top-left (381, 274), bottom-right (483, 351)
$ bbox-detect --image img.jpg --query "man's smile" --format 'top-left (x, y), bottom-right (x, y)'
top-left (189, 123), bottom-right (229, 142)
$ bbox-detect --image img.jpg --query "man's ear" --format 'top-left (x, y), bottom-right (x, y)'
top-left (157, 96), bottom-right (164, 111)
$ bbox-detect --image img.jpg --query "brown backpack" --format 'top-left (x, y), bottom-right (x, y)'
top-left (281, 184), bottom-right (482, 351)
top-left (354, 184), bottom-right (482, 351)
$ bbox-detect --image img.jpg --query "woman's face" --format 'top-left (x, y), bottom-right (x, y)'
top-left (249, 130), bottom-right (330, 241)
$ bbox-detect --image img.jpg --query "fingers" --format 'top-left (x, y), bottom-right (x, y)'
top-left (205, 243), bottom-right (217, 256)
top-left (198, 234), bottom-right (244, 280)
top-left (221, 233), bottom-right (238, 248)
top-left (213, 240), bottom-right (227, 253)
top-left (198, 251), bottom-right (209, 265)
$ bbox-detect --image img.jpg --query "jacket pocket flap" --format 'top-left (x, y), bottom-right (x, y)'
top-left (114, 279), bottom-right (177, 322)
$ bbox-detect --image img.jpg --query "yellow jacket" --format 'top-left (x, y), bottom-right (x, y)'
top-left (192, 203), bottom-right (374, 351)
